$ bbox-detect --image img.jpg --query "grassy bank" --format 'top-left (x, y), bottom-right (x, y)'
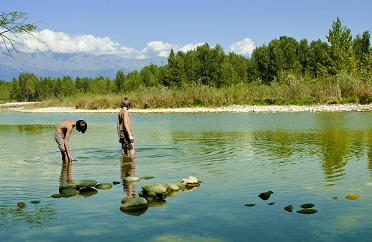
top-left (31, 78), bottom-right (372, 110)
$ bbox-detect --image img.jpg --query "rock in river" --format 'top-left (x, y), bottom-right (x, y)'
top-left (120, 197), bottom-right (148, 212)
top-left (76, 180), bottom-right (97, 188)
top-left (258, 191), bottom-right (273, 200)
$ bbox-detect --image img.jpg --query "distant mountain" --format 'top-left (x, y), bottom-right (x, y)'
top-left (0, 51), bottom-right (165, 82)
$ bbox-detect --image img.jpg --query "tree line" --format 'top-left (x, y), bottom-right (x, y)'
top-left (1, 17), bottom-right (371, 103)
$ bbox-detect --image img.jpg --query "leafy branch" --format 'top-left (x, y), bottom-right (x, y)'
top-left (0, 12), bottom-right (40, 57)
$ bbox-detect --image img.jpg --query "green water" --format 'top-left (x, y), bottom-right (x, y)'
top-left (1, 111), bottom-right (372, 241)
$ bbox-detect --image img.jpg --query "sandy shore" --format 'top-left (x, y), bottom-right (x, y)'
top-left (1, 102), bottom-right (372, 113)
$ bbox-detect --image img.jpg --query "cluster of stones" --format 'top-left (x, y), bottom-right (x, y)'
top-left (244, 190), bottom-right (362, 214)
top-left (120, 176), bottom-right (201, 215)
top-left (51, 179), bottom-right (112, 198)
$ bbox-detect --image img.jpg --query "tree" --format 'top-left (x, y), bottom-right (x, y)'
top-left (0, 12), bottom-right (38, 56)
top-left (306, 40), bottom-right (330, 78)
top-left (326, 17), bottom-right (357, 75)
top-left (353, 31), bottom-right (371, 69)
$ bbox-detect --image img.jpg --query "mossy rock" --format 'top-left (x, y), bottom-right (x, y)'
top-left (123, 176), bottom-right (140, 184)
top-left (284, 205), bottom-right (294, 212)
top-left (61, 188), bottom-right (79, 197)
top-left (141, 184), bottom-right (167, 195)
top-left (166, 183), bottom-right (180, 191)
top-left (51, 194), bottom-right (63, 198)
top-left (76, 180), bottom-right (97, 188)
top-left (79, 187), bottom-right (98, 197)
top-left (95, 183), bottom-right (113, 190)
top-left (244, 203), bottom-right (256, 207)
top-left (258, 191), bottom-right (273, 200)
top-left (120, 197), bottom-right (148, 212)
top-left (300, 203), bottom-right (315, 208)
top-left (140, 176), bottom-right (154, 180)
top-left (17, 202), bottom-right (26, 208)
top-left (296, 208), bottom-right (318, 214)
top-left (345, 194), bottom-right (361, 200)
top-left (59, 183), bottom-right (77, 190)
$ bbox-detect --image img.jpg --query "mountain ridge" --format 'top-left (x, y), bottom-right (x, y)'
top-left (0, 51), bottom-right (165, 81)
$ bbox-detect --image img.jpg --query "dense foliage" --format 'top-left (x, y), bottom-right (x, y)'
top-left (1, 17), bottom-right (372, 108)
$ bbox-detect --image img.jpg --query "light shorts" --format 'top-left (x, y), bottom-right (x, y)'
top-left (54, 132), bottom-right (66, 152)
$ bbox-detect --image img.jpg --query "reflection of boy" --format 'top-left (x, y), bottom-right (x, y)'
top-left (117, 97), bottom-right (135, 156)
top-left (120, 156), bottom-right (136, 198)
top-left (54, 120), bottom-right (87, 162)
top-left (60, 161), bottom-right (74, 184)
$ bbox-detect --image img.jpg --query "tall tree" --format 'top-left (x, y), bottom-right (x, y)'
top-left (114, 70), bottom-right (126, 92)
top-left (353, 31), bottom-right (371, 69)
top-left (306, 40), bottom-right (330, 78)
top-left (326, 17), bottom-right (357, 75)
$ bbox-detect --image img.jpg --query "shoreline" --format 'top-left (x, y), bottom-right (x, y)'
top-left (1, 102), bottom-right (372, 113)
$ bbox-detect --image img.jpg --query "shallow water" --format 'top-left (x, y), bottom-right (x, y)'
top-left (1, 111), bottom-right (372, 241)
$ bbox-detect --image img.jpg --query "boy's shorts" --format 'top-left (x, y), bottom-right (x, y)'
top-left (54, 132), bottom-right (66, 152)
top-left (120, 130), bottom-right (131, 145)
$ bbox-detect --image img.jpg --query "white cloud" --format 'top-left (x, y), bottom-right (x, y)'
top-left (178, 42), bottom-right (205, 52)
top-left (141, 41), bottom-right (177, 58)
top-left (228, 38), bottom-right (256, 56)
top-left (0, 28), bottom-right (256, 59)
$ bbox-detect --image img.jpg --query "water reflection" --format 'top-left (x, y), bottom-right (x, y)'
top-left (120, 156), bottom-right (136, 198)
top-left (60, 161), bottom-right (74, 185)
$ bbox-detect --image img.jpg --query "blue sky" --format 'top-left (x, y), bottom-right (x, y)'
top-left (2, 0), bottom-right (372, 59)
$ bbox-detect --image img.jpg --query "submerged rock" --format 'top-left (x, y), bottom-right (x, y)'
top-left (284, 205), bottom-right (294, 212)
top-left (300, 203), bottom-right (315, 208)
top-left (60, 183), bottom-right (77, 190)
top-left (95, 183), bottom-right (113, 190)
top-left (140, 176), bottom-right (155, 180)
top-left (141, 184), bottom-right (167, 196)
top-left (61, 188), bottom-right (79, 197)
top-left (51, 194), bottom-right (63, 198)
top-left (258, 191), bottom-right (273, 200)
top-left (120, 197), bottom-right (148, 212)
top-left (123, 176), bottom-right (140, 183)
top-left (296, 208), bottom-right (318, 214)
top-left (345, 194), bottom-right (361, 200)
top-left (79, 187), bottom-right (98, 197)
top-left (244, 203), bottom-right (256, 207)
top-left (76, 180), bottom-right (97, 188)
top-left (17, 202), bottom-right (25, 208)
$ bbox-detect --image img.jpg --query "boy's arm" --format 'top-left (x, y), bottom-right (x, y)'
top-left (64, 125), bottom-right (74, 161)
top-left (117, 116), bottom-right (121, 142)
top-left (123, 108), bottom-right (134, 142)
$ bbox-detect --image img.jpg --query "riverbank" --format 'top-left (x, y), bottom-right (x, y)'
top-left (1, 102), bottom-right (372, 113)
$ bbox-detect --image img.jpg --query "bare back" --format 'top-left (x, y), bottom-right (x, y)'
top-left (118, 107), bottom-right (132, 132)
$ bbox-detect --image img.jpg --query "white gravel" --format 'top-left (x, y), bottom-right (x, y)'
top-left (2, 102), bottom-right (372, 113)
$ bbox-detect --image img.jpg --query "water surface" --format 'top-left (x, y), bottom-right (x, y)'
top-left (1, 111), bottom-right (372, 241)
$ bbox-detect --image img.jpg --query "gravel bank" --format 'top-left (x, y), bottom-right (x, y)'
top-left (2, 102), bottom-right (372, 113)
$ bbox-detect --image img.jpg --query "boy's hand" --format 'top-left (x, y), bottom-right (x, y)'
top-left (129, 135), bottom-right (134, 143)
top-left (69, 155), bottom-right (76, 162)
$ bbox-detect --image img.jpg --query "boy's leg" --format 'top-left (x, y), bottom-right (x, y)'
top-left (122, 143), bottom-right (128, 156)
top-left (61, 150), bottom-right (68, 162)
top-left (128, 143), bottom-right (136, 156)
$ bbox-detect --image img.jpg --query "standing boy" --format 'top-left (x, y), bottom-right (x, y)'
top-left (54, 120), bottom-right (87, 162)
top-left (117, 97), bottom-right (135, 156)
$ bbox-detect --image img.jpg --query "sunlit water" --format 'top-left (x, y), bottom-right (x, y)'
top-left (1, 111), bottom-right (372, 241)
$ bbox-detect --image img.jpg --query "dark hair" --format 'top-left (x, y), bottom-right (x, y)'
top-left (121, 97), bottom-right (131, 108)
top-left (76, 120), bottom-right (87, 133)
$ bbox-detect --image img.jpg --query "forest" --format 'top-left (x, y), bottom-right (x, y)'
top-left (1, 17), bottom-right (372, 109)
